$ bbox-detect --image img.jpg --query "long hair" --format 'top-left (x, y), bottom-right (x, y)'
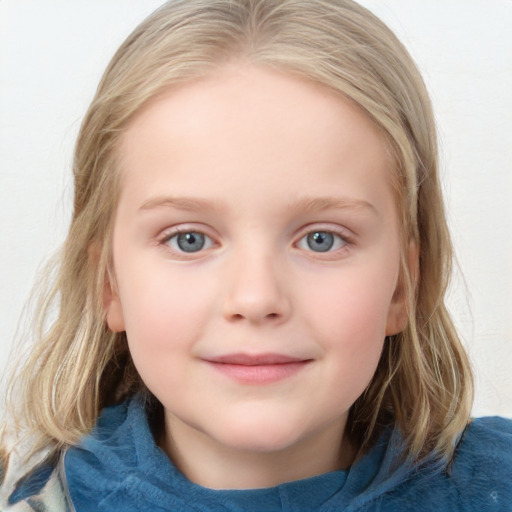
top-left (2, 0), bottom-right (472, 466)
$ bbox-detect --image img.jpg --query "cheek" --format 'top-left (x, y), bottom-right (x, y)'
top-left (300, 262), bottom-right (397, 370)
top-left (116, 261), bottom-right (217, 365)
top-left (307, 268), bottom-right (395, 334)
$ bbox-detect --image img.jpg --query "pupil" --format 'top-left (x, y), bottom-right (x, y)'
top-left (307, 231), bottom-right (334, 252)
top-left (177, 232), bottom-right (205, 252)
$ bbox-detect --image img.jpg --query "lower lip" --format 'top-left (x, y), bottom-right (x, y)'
top-left (205, 361), bottom-right (310, 384)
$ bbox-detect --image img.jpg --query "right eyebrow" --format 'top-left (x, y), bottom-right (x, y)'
top-left (138, 196), bottom-right (224, 213)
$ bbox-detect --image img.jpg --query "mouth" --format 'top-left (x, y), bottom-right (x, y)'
top-left (202, 353), bottom-right (313, 384)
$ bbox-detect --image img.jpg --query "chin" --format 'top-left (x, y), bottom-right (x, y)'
top-left (213, 419), bottom-right (305, 454)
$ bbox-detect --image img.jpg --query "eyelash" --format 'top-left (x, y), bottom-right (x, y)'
top-left (158, 226), bottom-right (352, 257)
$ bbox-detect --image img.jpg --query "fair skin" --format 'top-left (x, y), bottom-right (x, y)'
top-left (105, 63), bottom-right (410, 490)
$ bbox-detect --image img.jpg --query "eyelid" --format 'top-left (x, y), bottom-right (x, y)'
top-left (295, 224), bottom-right (354, 243)
top-left (159, 223), bottom-right (216, 240)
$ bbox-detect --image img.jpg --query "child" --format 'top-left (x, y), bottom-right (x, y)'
top-left (1, 0), bottom-right (511, 510)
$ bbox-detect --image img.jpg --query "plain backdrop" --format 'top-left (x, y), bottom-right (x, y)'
top-left (0, 0), bottom-right (511, 417)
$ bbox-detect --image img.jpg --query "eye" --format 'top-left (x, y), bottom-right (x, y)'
top-left (297, 230), bottom-right (347, 253)
top-left (165, 231), bottom-right (214, 253)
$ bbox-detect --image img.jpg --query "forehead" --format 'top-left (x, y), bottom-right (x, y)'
top-left (117, 64), bottom-right (395, 216)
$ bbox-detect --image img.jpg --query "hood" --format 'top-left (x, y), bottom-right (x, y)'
top-left (63, 396), bottom-right (416, 512)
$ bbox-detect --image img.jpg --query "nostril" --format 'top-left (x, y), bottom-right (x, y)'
top-left (228, 312), bottom-right (281, 322)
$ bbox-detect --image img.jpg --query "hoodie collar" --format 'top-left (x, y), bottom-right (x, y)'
top-left (64, 396), bottom-right (412, 512)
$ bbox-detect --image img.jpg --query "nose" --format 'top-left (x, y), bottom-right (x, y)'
top-left (222, 249), bottom-right (292, 325)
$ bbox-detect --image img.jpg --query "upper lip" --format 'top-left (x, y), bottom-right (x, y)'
top-left (204, 353), bottom-right (311, 365)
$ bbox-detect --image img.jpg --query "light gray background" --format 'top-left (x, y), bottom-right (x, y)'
top-left (1, 1), bottom-right (511, 417)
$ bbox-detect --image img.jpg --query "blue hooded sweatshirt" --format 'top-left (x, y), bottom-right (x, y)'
top-left (6, 396), bottom-right (512, 511)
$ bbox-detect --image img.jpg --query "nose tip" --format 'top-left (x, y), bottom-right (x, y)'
top-left (222, 258), bottom-right (291, 325)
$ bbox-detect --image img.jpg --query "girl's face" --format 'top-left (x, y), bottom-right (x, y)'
top-left (105, 64), bottom-right (409, 486)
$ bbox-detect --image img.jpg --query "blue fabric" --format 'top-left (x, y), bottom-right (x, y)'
top-left (63, 396), bottom-right (512, 511)
top-left (8, 461), bottom-right (55, 505)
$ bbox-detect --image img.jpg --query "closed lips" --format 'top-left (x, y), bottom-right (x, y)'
top-left (203, 353), bottom-right (312, 365)
top-left (202, 354), bottom-right (313, 384)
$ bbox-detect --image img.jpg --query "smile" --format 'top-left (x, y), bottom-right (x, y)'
top-left (202, 353), bottom-right (313, 384)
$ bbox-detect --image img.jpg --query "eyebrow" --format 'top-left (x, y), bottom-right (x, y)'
top-left (289, 196), bottom-right (378, 215)
top-left (138, 195), bottom-right (377, 215)
top-left (139, 196), bottom-right (224, 212)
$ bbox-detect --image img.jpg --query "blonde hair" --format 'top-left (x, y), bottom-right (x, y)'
top-left (3, 0), bottom-right (472, 467)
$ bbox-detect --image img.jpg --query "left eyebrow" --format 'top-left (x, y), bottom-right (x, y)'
top-left (287, 196), bottom-right (378, 216)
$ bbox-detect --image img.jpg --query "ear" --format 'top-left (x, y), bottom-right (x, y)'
top-left (104, 273), bottom-right (126, 333)
top-left (89, 242), bottom-right (126, 333)
top-left (386, 240), bottom-right (419, 336)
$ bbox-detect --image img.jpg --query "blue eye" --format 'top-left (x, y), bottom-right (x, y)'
top-left (298, 231), bottom-right (346, 253)
top-left (166, 231), bottom-right (214, 253)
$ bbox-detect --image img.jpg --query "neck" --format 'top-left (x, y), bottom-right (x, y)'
top-left (160, 414), bottom-right (354, 490)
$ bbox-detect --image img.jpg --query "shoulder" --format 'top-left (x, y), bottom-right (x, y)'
top-left (447, 416), bottom-right (512, 510)
top-left (0, 400), bottom-right (134, 512)
top-left (386, 416), bottom-right (512, 512)
top-left (360, 417), bottom-right (512, 512)
top-left (455, 415), bottom-right (512, 464)
top-left (0, 447), bottom-right (73, 512)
